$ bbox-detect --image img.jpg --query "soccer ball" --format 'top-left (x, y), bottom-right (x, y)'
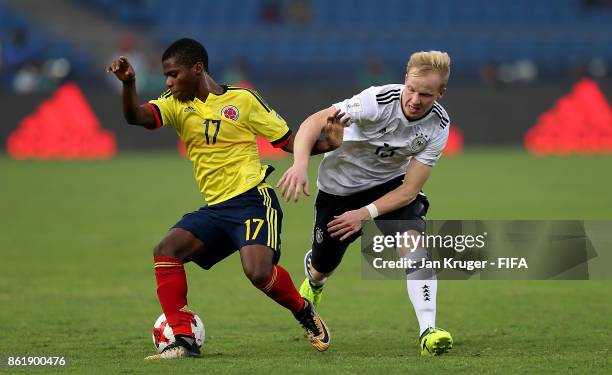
top-left (151, 312), bottom-right (205, 353)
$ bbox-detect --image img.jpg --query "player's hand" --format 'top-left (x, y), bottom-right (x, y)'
top-left (326, 108), bottom-right (350, 128)
top-left (327, 208), bottom-right (370, 241)
top-left (322, 109), bottom-right (350, 149)
top-left (276, 164), bottom-right (309, 203)
top-left (106, 56), bottom-right (135, 82)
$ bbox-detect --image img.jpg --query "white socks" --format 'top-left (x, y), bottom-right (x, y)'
top-left (404, 247), bottom-right (437, 336)
top-left (407, 276), bottom-right (437, 336)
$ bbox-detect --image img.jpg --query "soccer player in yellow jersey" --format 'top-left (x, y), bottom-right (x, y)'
top-left (107, 38), bottom-right (346, 360)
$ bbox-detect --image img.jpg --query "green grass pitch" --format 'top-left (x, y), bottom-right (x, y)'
top-left (1, 149), bottom-right (610, 373)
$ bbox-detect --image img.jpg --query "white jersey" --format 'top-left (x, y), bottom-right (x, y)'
top-left (317, 84), bottom-right (450, 196)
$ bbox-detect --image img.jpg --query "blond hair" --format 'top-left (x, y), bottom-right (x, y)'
top-left (406, 51), bottom-right (451, 87)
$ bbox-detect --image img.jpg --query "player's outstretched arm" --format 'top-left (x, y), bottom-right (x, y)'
top-left (281, 110), bottom-right (347, 155)
top-left (312, 114), bottom-right (347, 154)
top-left (106, 56), bottom-right (155, 127)
top-left (277, 107), bottom-right (349, 203)
top-left (327, 159), bottom-right (433, 241)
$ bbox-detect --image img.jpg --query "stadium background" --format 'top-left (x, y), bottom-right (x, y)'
top-left (1, 0), bottom-right (611, 373)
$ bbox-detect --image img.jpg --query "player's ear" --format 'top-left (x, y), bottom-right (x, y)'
top-left (438, 85), bottom-right (447, 99)
top-left (193, 62), bottom-right (204, 75)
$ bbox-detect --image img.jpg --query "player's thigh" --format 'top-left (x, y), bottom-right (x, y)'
top-left (311, 191), bottom-right (363, 274)
top-left (170, 206), bottom-right (237, 269)
top-left (232, 185), bottom-right (283, 264)
top-left (154, 228), bottom-right (206, 260)
top-left (309, 176), bottom-right (408, 272)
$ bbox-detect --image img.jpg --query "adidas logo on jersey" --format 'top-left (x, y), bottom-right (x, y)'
top-left (184, 106), bottom-right (196, 113)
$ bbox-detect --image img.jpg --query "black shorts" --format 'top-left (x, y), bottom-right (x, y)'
top-left (173, 183), bottom-right (282, 270)
top-left (311, 175), bottom-right (429, 273)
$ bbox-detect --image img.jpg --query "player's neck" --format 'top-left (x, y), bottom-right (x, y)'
top-left (195, 75), bottom-right (225, 102)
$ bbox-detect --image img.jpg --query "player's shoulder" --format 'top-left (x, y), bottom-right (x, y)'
top-left (153, 89), bottom-right (173, 102)
top-left (353, 84), bottom-right (402, 105)
top-left (224, 85), bottom-right (271, 112)
top-left (151, 89), bottom-right (182, 107)
top-left (430, 101), bottom-right (451, 131)
top-left (369, 84), bottom-right (404, 105)
top-left (346, 84), bottom-right (402, 120)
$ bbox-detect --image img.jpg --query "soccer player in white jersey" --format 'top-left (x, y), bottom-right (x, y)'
top-left (277, 51), bottom-right (453, 356)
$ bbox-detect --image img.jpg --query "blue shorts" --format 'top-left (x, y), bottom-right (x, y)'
top-left (173, 184), bottom-right (283, 270)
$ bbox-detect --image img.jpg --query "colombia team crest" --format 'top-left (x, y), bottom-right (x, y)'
top-left (221, 105), bottom-right (240, 121)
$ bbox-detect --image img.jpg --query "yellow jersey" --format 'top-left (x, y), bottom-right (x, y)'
top-left (147, 85), bottom-right (291, 205)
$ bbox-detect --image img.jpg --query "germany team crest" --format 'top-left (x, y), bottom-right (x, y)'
top-left (221, 105), bottom-right (240, 121)
top-left (409, 135), bottom-right (428, 153)
top-left (408, 131), bottom-right (429, 153)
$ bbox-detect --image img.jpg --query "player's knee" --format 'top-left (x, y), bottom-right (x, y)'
top-left (404, 247), bottom-right (436, 279)
top-left (310, 255), bottom-right (337, 278)
top-left (244, 265), bottom-right (272, 287)
top-left (153, 240), bottom-right (179, 258)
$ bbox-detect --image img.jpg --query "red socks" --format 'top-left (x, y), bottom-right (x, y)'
top-left (255, 265), bottom-right (305, 313)
top-left (154, 256), bottom-right (193, 337)
top-left (155, 256), bottom-right (304, 334)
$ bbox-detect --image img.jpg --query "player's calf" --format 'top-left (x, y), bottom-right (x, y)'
top-left (303, 249), bottom-right (330, 286)
top-left (300, 250), bottom-right (329, 308)
top-left (153, 229), bottom-right (205, 341)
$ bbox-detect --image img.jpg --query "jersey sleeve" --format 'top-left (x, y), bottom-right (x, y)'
top-left (147, 91), bottom-right (178, 130)
top-left (332, 87), bottom-right (379, 127)
top-left (414, 125), bottom-right (450, 166)
top-left (246, 91), bottom-right (291, 148)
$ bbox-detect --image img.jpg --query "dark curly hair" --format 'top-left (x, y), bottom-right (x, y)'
top-left (162, 38), bottom-right (208, 72)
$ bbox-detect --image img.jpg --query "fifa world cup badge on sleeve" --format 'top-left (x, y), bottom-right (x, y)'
top-left (347, 98), bottom-right (363, 114)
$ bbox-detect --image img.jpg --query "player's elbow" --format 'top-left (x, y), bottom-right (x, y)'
top-left (125, 116), bottom-right (139, 126)
top-left (316, 139), bottom-right (341, 154)
top-left (124, 110), bottom-right (153, 128)
top-left (280, 135), bottom-right (295, 153)
top-left (281, 144), bottom-right (293, 153)
top-left (123, 110), bottom-right (140, 125)
top-left (303, 107), bottom-right (333, 134)
top-left (397, 186), bottom-right (419, 206)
